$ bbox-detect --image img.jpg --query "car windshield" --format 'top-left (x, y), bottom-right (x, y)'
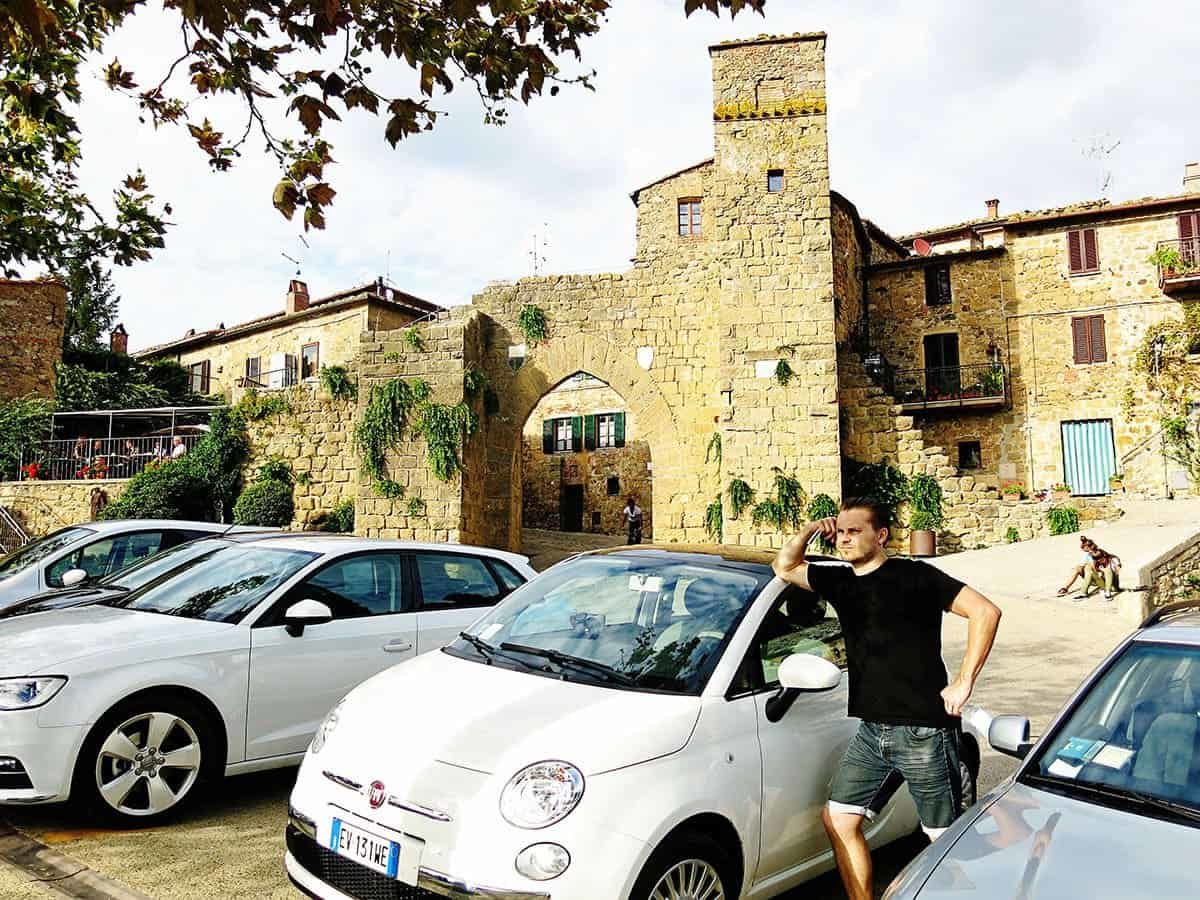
top-left (102, 545), bottom-right (318, 623)
top-left (99, 537), bottom-right (230, 591)
top-left (0, 526), bottom-right (94, 579)
top-left (447, 554), bottom-right (768, 695)
top-left (1023, 641), bottom-right (1200, 820)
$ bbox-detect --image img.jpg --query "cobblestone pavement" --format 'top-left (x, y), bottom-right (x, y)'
top-left (0, 531), bottom-right (1137, 899)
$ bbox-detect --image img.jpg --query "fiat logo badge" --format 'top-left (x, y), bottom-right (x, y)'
top-left (368, 780), bottom-right (387, 809)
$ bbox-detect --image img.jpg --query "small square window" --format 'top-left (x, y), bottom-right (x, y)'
top-left (598, 414), bottom-right (616, 449)
top-left (678, 199), bottom-right (701, 236)
top-left (767, 170), bottom-right (784, 193)
top-left (924, 265), bottom-right (952, 306)
top-left (958, 441), bottom-right (982, 470)
top-left (607, 476), bottom-right (620, 496)
top-left (301, 342), bottom-right (320, 379)
top-left (555, 419), bottom-right (572, 453)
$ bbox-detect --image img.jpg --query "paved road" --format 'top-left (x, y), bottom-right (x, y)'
top-left (0, 531), bottom-right (1140, 899)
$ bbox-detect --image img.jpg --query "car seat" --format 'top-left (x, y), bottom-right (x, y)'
top-left (1130, 663), bottom-right (1200, 793)
top-left (652, 577), bottom-right (740, 653)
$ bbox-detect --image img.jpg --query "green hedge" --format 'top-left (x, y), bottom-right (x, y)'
top-left (233, 479), bottom-right (295, 527)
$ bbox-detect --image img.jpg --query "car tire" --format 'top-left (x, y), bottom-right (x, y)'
top-left (73, 692), bottom-right (220, 825)
top-left (630, 831), bottom-right (739, 900)
top-left (958, 732), bottom-right (980, 814)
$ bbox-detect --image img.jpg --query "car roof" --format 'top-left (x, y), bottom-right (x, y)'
top-left (65, 519), bottom-right (239, 534)
top-left (229, 533), bottom-right (530, 565)
top-left (579, 543), bottom-right (841, 573)
top-left (1135, 601), bottom-right (1200, 645)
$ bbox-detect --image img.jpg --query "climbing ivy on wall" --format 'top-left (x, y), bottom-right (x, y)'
top-left (704, 496), bottom-right (723, 542)
top-left (705, 432), bottom-right (722, 466)
top-left (404, 327), bottom-right (425, 352)
top-left (354, 377), bottom-right (480, 495)
top-left (727, 478), bottom-right (754, 519)
top-left (750, 468), bottom-right (806, 531)
top-left (517, 304), bottom-right (548, 345)
top-left (318, 365), bottom-right (357, 402)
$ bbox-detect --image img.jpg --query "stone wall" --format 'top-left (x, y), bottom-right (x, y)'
top-left (520, 377), bottom-right (652, 536)
top-left (240, 383), bottom-right (359, 529)
top-left (0, 277), bottom-right (66, 401)
top-left (155, 301), bottom-right (417, 401)
top-left (0, 479), bottom-right (127, 537)
top-left (1147, 534), bottom-right (1200, 608)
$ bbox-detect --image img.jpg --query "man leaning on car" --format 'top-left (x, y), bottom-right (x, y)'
top-left (773, 497), bottom-right (1002, 900)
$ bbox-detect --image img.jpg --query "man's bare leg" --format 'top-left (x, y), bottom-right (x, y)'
top-left (823, 806), bottom-right (872, 900)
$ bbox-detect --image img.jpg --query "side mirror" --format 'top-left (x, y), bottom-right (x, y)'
top-left (284, 599), bottom-right (333, 637)
top-left (989, 714), bottom-right (1034, 759)
top-left (61, 569), bottom-right (89, 588)
top-left (766, 654), bottom-right (842, 723)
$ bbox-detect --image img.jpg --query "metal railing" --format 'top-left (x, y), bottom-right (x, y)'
top-left (1156, 238), bottom-right (1200, 288)
top-left (0, 506), bottom-right (28, 553)
top-left (238, 364), bottom-right (302, 391)
top-left (16, 435), bottom-right (203, 482)
top-left (892, 363), bottom-right (1009, 409)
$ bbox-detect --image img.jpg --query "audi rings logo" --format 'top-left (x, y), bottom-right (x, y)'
top-left (368, 780), bottom-right (387, 809)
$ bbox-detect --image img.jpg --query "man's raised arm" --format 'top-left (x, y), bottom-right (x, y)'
top-left (772, 517), bottom-right (837, 591)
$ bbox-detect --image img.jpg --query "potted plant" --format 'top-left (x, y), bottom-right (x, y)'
top-left (907, 474), bottom-right (944, 557)
top-left (1108, 473), bottom-right (1125, 493)
top-left (1001, 482), bottom-right (1024, 502)
top-left (1051, 482), bottom-right (1071, 502)
top-left (21, 461), bottom-right (42, 481)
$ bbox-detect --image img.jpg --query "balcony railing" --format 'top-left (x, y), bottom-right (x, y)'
top-left (17, 435), bottom-right (203, 482)
top-left (1155, 238), bottom-right (1200, 294)
top-left (892, 363), bottom-right (1008, 412)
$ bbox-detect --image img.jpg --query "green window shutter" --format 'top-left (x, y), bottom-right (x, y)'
top-left (584, 415), bottom-right (597, 451)
top-left (614, 413), bottom-right (626, 448)
top-left (571, 416), bottom-right (583, 452)
top-left (542, 420), bottom-right (555, 454)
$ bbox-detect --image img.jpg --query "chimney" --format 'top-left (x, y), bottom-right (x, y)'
top-left (986, 198), bottom-right (1000, 220)
top-left (286, 279), bottom-right (309, 314)
top-left (109, 323), bottom-right (128, 355)
top-left (1184, 162), bottom-right (1200, 194)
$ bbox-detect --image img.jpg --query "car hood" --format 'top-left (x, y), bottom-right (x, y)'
top-left (325, 650), bottom-right (703, 777)
top-left (0, 604), bottom-right (231, 673)
top-left (915, 782), bottom-right (1198, 898)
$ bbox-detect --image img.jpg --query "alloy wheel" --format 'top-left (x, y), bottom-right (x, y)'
top-left (649, 858), bottom-right (726, 900)
top-left (94, 711), bottom-right (202, 817)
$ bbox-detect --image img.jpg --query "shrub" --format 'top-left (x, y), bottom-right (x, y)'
top-left (255, 456), bottom-right (294, 485)
top-left (319, 365), bottom-right (358, 402)
top-left (233, 479), bottom-right (295, 527)
top-left (908, 474), bottom-right (944, 530)
top-left (842, 459), bottom-right (907, 525)
top-left (0, 395), bottom-right (53, 481)
top-left (909, 509), bottom-right (940, 531)
top-left (313, 499), bottom-right (355, 533)
top-left (1005, 526), bottom-right (1021, 544)
top-left (1047, 505), bottom-right (1080, 536)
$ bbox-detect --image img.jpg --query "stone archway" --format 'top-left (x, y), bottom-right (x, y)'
top-left (474, 329), bottom-right (686, 553)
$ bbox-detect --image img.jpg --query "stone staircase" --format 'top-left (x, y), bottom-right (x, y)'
top-left (837, 354), bottom-right (1118, 552)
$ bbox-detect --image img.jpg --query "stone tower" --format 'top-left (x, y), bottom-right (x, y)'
top-left (708, 34), bottom-right (840, 542)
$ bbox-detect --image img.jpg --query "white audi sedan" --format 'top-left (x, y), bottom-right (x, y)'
top-left (0, 534), bottom-right (533, 823)
top-left (285, 546), bottom-right (936, 900)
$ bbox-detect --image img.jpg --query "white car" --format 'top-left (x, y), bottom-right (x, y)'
top-left (0, 535), bottom-right (534, 823)
top-left (286, 546), bottom-right (943, 900)
top-left (0, 519), bottom-right (259, 611)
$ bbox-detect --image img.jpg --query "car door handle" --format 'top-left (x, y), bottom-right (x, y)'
top-left (383, 639), bottom-right (413, 653)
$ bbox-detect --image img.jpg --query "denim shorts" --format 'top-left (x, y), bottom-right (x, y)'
top-left (828, 720), bottom-right (963, 829)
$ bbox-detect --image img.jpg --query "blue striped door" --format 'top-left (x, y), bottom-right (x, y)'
top-left (1061, 420), bottom-right (1117, 496)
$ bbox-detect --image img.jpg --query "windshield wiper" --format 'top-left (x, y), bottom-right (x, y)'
top-left (1025, 773), bottom-right (1200, 823)
top-left (498, 642), bottom-right (637, 686)
top-left (458, 631), bottom-right (498, 661)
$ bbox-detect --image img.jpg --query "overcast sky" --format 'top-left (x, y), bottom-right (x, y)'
top-left (59, 1), bottom-right (1200, 351)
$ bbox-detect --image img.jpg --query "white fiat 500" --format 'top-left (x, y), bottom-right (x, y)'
top-left (286, 546), bottom-right (931, 900)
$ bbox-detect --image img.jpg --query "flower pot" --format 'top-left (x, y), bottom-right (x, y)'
top-left (910, 529), bottom-right (937, 557)
top-left (1052, 491), bottom-right (1070, 502)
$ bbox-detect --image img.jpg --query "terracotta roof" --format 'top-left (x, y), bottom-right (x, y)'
top-left (867, 245), bottom-right (1005, 273)
top-left (902, 191), bottom-right (1200, 243)
top-left (629, 158), bottom-right (714, 204)
top-left (135, 280), bottom-right (442, 358)
top-left (709, 32), bottom-right (827, 52)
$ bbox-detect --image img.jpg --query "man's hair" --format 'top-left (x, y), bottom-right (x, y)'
top-left (840, 497), bottom-right (892, 531)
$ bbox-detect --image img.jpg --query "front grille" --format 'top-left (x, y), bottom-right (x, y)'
top-left (287, 825), bottom-right (442, 900)
top-left (0, 758), bottom-right (33, 790)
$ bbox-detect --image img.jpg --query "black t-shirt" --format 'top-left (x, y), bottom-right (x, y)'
top-left (807, 557), bottom-right (964, 728)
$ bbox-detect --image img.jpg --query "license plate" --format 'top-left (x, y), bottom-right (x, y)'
top-left (330, 818), bottom-right (400, 879)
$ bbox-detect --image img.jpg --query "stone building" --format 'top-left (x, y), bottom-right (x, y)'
top-left (0, 277), bottom-right (67, 401)
top-left (881, 182), bottom-right (1200, 499)
top-left (136, 278), bottom-right (441, 399)
top-left (521, 373), bottom-right (652, 536)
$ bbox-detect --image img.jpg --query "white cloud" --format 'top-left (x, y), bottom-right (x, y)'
top-left (51, 0), bottom-right (1200, 351)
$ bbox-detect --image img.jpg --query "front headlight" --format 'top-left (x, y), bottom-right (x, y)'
top-left (310, 699), bottom-right (343, 754)
top-left (500, 761), bottom-right (584, 829)
top-left (0, 676), bottom-right (67, 710)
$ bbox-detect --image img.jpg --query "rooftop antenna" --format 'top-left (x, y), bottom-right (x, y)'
top-left (280, 251), bottom-right (301, 275)
top-left (529, 222), bottom-right (550, 276)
